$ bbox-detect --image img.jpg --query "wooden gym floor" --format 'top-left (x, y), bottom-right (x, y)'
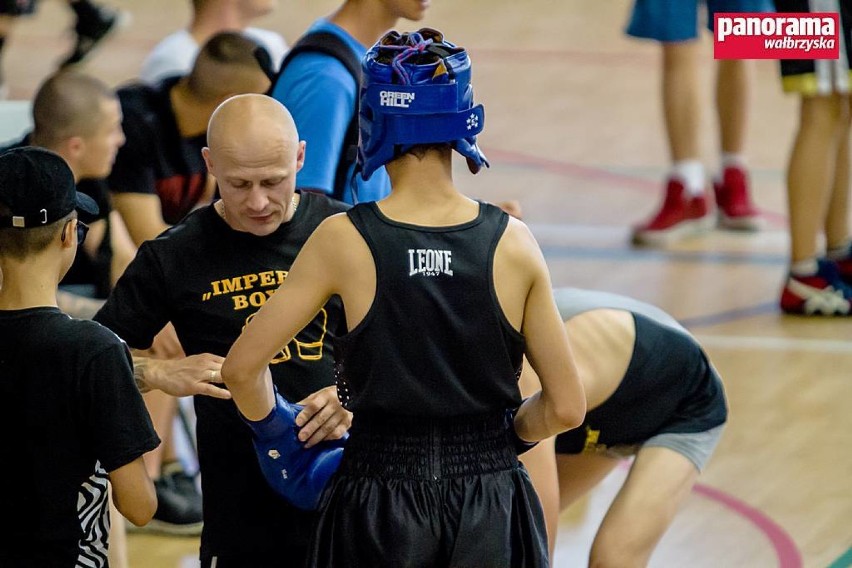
top-left (3, 1), bottom-right (850, 566)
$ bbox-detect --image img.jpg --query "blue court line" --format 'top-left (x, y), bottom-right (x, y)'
top-left (828, 547), bottom-right (852, 568)
top-left (539, 246), bottom-right (786, 328)
top-left (540, 245), bottom-right (787, 267)
top-left (678, 302), bottom-right (779, 329)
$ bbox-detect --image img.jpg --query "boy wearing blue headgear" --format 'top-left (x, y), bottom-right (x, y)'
top-left (222, 29), bottom-right (586, 567)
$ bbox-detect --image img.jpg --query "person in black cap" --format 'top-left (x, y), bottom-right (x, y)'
top-left (0, 146), bottom-right (160, 567)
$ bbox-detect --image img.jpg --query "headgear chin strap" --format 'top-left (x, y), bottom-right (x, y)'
top-left (358, 28), bottom-right (489, 181)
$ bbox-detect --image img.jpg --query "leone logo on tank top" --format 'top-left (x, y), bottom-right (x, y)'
top-left (407, 248), bottom-right (454, 277)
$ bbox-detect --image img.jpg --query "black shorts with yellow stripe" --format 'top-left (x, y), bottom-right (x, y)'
top-left (777, 0), bottom-right (852, 95)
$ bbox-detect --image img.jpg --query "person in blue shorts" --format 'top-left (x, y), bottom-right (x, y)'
top-left (628, 0), bottom-right (773, 246)
top-left (520, 287), bottom-right (728, 567)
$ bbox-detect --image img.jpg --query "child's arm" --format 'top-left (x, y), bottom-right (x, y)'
top-left (109, 457), bottom-right (157, 527)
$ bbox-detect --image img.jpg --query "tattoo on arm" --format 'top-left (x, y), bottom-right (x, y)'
top-left (133, 357), bottom-right (151, 393)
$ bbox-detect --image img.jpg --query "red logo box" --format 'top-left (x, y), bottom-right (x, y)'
top-left (714, 12), bottom-right (840, 60)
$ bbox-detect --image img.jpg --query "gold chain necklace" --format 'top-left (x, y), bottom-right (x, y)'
top-left (218, 195), bottom-right (298, 221)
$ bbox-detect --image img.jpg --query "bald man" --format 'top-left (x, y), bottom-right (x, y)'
top-left (99, 34), bottom-right (274, 523)
top-left (94, 94), bottom-right (351, 567)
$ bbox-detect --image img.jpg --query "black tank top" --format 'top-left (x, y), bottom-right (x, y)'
top-left (334, 201), bottom-right (525, 417)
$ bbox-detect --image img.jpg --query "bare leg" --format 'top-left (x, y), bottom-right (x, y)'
top-left (555, 454), bottom-right (620, 556)
top-left (786, 94), bottom-right (845, 263)
top-left (587, 446), bottom-right (698, 568)
top-left (716, 59), bottom-right (748, 155)
top-left (554, 453), bottom-right (621, 511)
top-left (517, 359), bottom-right (615, 558)
top-left (524, 448), bottom-right (620, 563)
top-left (825, 95), bottom-right (852, 249)
top-left (662, 41), bottom-right (701, 162)
top-left (631, 41), bottom-right (712, 245)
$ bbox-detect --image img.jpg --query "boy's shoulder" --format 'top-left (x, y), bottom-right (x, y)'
top-left (44, 311), bottom-right (129, 356)
top-left (0, 308), bottom-right (129, 361)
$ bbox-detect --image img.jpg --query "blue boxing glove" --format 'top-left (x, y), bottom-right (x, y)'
top-left (241, 391), bottom-right (348, 510)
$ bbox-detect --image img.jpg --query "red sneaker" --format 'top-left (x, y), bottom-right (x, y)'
top-left (713, 165), bottom-right (761, 231)
top-left (631, 179), bottom-right (713, 246)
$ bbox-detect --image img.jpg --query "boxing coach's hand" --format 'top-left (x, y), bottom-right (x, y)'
top-left (140, 353), bottom-right (231, 399)
top-left (295, 386), bottom-right (352, 448)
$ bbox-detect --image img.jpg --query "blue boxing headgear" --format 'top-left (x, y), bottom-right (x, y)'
top-left (358, 28), bottom-right (489, 181)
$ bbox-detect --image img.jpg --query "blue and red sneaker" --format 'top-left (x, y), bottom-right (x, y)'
top-left (832, 246), bottom-right (852, 285)
top-left (780, 259), bottom-right (852, 316)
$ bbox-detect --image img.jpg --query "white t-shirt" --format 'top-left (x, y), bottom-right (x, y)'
top-left (139, 28), bottom-right (287, 84)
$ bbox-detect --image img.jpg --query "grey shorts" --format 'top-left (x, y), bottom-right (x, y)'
top-left (603, 424), bottom-right (725, 472)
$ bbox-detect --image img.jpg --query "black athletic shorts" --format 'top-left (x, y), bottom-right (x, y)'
top-left (777, 0), bottom-right (852, 95)
top-left (308, 411), bottom-right (548, 568)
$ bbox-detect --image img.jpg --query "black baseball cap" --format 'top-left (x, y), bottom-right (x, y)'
top-left (0, 146), bottom-right (98, 228)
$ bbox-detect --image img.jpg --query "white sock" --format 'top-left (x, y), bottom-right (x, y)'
top-left (717, 153), bottom-right (746, 182)
top-left (721, 153), bottom-right (746, 169)
top-left (790, 258), bottom-right (819, 276)
top-left (670, 160), bottom-right (705, 196)
top-left (826, 240), bottom-right (851, 260)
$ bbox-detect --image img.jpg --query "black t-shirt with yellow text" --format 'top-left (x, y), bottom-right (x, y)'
top-left (94, 192), bottom-right (348, 562)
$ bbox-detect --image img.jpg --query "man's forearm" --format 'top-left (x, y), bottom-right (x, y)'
top-left (128, 351), bottom-right (230, 399)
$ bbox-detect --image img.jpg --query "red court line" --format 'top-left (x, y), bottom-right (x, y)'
top-left (693, 482), bottom-right (803, 568)
top-left (614, 461), bottom-right (803, 566)
top-left (483, 147), bottom-right (789, 226)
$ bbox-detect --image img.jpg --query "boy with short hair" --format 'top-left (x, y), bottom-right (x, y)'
top-left (0, 146), bottom-right (159, 567)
